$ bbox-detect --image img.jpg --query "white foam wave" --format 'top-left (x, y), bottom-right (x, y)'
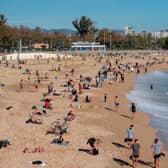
top-left (153, 114), bottom-right (168, 120)
top-left (152, 71), bottom-right (168, 78)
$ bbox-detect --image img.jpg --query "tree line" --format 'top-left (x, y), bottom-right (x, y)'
top-left (0, 14), bottom-right (168, 52)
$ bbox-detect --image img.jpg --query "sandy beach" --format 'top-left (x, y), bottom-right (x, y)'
top-left (0, 53), bottom-right (168, 168)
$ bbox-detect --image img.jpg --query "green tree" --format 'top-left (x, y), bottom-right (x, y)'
top-left (0, 14), bottom-right (7, 26)
top-left (162, 37), bottom-right (168, 49)
top-left (72, 16), bottom-right (97, 39)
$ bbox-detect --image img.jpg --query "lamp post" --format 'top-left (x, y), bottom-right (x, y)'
top-left (110, 31), bottom-right (112, 51)
top-left (104, 31), bottom-right (106, 46)
top-left (17, 39), bottom-right (22, 65)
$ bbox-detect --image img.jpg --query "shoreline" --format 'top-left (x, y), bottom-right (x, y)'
top-left (126, 65), bottom-right (168, 151)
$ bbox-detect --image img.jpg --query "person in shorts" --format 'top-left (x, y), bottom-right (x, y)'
top-left (130, 139), bottom-right (140, 168)
top-left (125, 125), bottom-right (135, 148)
top-left (151, 138), bottom-right (162, 168)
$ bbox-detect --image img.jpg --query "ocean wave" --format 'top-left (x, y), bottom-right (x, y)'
top-left (152, 70), bottom-right (168, 77)
top-left (127, 93), bottom-right (168, 114)
top-left (153, 114), bottom-right (168, 120)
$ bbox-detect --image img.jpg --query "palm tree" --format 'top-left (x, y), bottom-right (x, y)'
top-left (0, 14), bottom-right (7, 26)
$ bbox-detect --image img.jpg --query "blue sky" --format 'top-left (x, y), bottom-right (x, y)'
top-left (0, 0), bottom-right (168, 32)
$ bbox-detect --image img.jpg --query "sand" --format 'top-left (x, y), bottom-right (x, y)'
top-left (0, 53), bottom-right (168, 168)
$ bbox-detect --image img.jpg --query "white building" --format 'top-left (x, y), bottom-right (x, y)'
top-left (151, 29), bottom-right (168, 39)
top-left (124, 26), bottom-right (135, 36)
top-left (71, 42), bottom-right (106, 51)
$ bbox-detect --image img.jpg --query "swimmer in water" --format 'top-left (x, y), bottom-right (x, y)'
top-left (150, 84), bottom-right (153, 90)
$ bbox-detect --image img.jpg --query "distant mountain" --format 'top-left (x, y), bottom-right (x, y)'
top-left (44, 29), bottom-right (76, 35)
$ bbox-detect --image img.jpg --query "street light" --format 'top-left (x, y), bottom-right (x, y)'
top-left (17, 39), bottom-right (22, 64)
top-left (110, 31), bottom-right (112, 51)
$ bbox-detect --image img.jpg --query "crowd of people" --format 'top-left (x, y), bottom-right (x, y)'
top-left (0, 53), bottom-right (167, 168)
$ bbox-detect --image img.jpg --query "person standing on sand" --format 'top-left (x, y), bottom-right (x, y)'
top-left (130, 102), bottom-right (136, 119)
top-left (104, 93), bottom-right (107, 103)
top-left (125, 125), bottom-right (135, 148)
top-left (151, 138), bottom-right (163, 168)
top-left (130, 139), bottom-right (140, 168)
top-left (20, 79), bottom-right (23, 90)
top-left (114, 96), bottom-right (119, 112)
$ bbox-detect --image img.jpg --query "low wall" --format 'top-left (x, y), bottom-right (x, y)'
top-left (0, 52), bottom-right (72, 61)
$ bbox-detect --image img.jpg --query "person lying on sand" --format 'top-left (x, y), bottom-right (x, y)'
top-left (64, 111), bottom-right (75, 122)
top-left (33, 106), bottom-right (46, 115)
top-left (45, 126), bottom-right (68, 135)
top-left (23, 146), bottom-right (44, 153)
top-left (26, 113), bottom-right (42, 124)
top-left (51, 133), bottom-right (69, 145)
top-left (53, 90), bottom-right (61, 96)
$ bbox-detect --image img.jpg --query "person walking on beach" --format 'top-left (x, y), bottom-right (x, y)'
top-left (125, 125), bottom-right (135, 148)
top-left (130, 102), bottom-right (136, 119)
top-left (151, 138), bottom-right (162, 168)
top-left (104, 93), bottom-right (107, 103)
top-left (130, 139), bottom-right (140, 168)
top-left (20, 79), bottom-right (23, 90)
top-left (114, 96), bottom-right (119, 112)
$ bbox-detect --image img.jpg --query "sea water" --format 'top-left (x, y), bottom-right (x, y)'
top-left (127, 70), bottom-right (168, 149)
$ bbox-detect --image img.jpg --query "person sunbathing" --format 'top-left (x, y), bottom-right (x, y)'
top-left (23, 146), bottom-right (44, 153)
top-left (45, 126), bottom-right (68, 135)
top-left (51, 133), bottom-right (69, 145)
top-left (33, 107), bottom-right (46, 115)
top-left (64, 111), bottom-right (75, 122)
top-left (53, 90), bottom-right (61, 96)
top-left (26, 114), bottom-right (42, 124)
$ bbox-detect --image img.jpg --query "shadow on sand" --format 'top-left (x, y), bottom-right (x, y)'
top-left (105, 107), bottom-right (116, 112)
top-left (120, 114), bottom-right (131, 119)
top-left (113, 158), bottom-right (132, 167)
top-left (112, 142), bottom-right (128, 149)
top-left (138, 160), bottom-right (154, 168)
top-left (78, 148), bottom-right (90, 154)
